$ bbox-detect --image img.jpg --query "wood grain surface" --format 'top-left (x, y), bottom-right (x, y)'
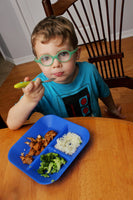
top-left (0, 117), bottom-right (133, 200)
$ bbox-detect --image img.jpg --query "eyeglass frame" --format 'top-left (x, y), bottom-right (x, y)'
top-left (34, 48), bottom-right (78, 67)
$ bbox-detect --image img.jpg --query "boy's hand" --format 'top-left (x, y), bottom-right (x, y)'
top-left (104, 104), bottom-right (126, 119)
top-left (22, 77), bottom-right (44, 104)
top-left (6, 77), bottom-right (44, 130)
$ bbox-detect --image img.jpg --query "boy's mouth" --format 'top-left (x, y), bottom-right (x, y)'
top-left (54, 72), bottom-right (64, 77)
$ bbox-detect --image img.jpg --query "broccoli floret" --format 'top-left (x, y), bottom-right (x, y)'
top-left (53, 157), bottom-right (61, 171)
top-left (47, 162), bottom-right (54, 173)
top-left (37, 153), bottom-right (66, 178)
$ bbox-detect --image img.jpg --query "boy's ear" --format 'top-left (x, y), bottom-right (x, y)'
top-left (76, 47), bottom-right (81, 60)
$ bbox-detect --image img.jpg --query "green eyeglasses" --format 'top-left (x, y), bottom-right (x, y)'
top-left (34, 48), bottom-right (78, 66)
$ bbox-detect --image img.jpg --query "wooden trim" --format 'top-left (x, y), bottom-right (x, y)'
top-left (89, 52), bottom-right (124, 63)
top-left (104, 76), bottom-right (133, 89)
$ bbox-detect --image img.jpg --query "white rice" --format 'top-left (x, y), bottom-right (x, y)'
top-left (54, 132), bottom-right (82, 155)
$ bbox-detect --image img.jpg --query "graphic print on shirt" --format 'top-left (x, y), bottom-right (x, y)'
top-left (62, 88), bottom-right (92, 117)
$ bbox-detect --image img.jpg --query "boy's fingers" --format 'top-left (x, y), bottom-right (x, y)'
top-left (22, 81), bottom-right (34, 93)
top-left (104, 105), bottom-right (126, 119)
top-left (34, 78), bottom-right (42, 86)
top-left (120, 114), bottom-right (126, 119)
top-left (37, 86), bottom-right (45, 99)
top-left (116, 105), bottom-right (126, 118)
top-left (115, 104), bottom-right (121, 111)
top-left (26, 82), bottom-right (34, 91)
top-left (24, 76), bottom-right (30, 82)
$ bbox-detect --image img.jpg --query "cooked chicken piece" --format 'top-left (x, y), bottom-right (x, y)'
top-left (42, 138), bottom-right (49, 147)
top-left (26, 137), bottom-right (36, 142)
top-left (45, 130), bottom-right (57, 141)
top-left (25, 141), bottom-right (36, 148)
top-left (20, 154), bottom-right (33, 164)
top-left (36, 135), bottom-right (42, 142)
top-left (20, 130), bottom-right (57, 164)
top-left (32, 141), bottom-right (42, 151)
top-left (35, 146), bottom-right (45, 155)
top-left (28, 148), bottom-right (36, 156)
top-left (40, 146), bottom-right (45, 152)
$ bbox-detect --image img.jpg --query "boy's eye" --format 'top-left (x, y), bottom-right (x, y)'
top-left (41, 56), bottom-right (50, 62)
top-left (58, 51), bottom-right (70, 61)
top-left (59, 51), bottom-right (69, 57)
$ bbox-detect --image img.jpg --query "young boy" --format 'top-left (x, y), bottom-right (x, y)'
top-left (7, 16), bottom-right (124, 130)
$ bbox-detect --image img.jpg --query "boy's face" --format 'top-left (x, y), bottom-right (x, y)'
top-left (35, 37), bottom-right (80, 84)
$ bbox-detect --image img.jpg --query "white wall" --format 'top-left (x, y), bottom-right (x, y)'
top-left (123, 0), bottom-right (133, 35)
top-left (0, 0), bottom-right (34, 64)
top-left (0, 0), bottom-right (133, 65)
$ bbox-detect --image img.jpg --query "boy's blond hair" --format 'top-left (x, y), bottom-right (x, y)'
top-left (31, 16), bottom-right (78, 56)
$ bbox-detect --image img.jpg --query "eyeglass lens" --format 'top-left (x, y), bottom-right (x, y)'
top-left (40, 50), bottom-right (70, 66)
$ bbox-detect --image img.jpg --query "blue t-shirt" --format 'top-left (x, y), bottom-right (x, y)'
top-left (22, 62), bottom-right (110, 117)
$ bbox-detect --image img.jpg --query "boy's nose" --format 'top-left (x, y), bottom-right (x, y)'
top-left (52, 58), bottom-right (62, 68)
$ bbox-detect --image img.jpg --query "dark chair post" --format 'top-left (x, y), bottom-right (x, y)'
top-left (42, 0), bottom-right (54, 16)
top-left (0, 115), bottom-right (7, 129)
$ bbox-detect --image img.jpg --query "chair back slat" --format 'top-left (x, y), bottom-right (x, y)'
top-left (68, 5), bottom-right (99, 70)
top-left (113, 0), bottom-right (117, 53)
top-left (119, 0), bottom-right (125, 77)
top-left (113, 0), bottom-right (120, 77)
top-left (105, 0), bottom-right (117, 78)
top-left (66, 9), bottom-right (91, 58)
top-left (86, 0), bottom-right (105, 78)
top-left (119, 0), bottom-right (125, 53)
top-left (97, 0), bottom-right (110, 79)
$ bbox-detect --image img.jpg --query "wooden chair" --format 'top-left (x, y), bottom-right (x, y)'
top-left (42, 0), bottom-right (133, 89)
top-left (0, 114), bottom-right (7, 129)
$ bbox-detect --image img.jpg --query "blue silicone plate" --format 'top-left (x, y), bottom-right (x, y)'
top-left (8, 115), bottom-right (90, 184)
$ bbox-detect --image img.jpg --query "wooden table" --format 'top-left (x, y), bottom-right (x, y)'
top-left (0, 117), bottom-right (133, 200)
